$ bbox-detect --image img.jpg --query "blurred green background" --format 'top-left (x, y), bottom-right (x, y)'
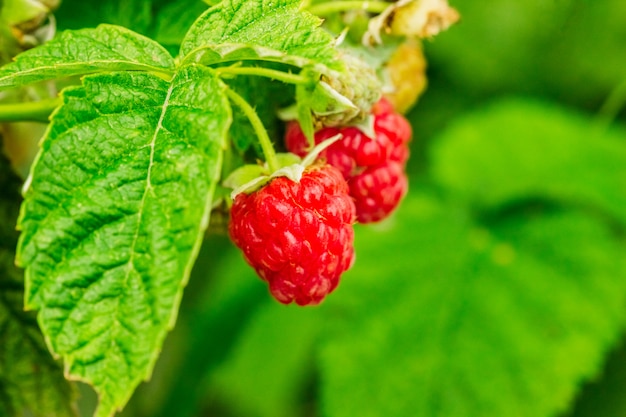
top-left (2, 0), bottom-right (626, 416)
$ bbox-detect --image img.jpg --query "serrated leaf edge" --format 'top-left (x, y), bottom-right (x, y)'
top-left (181, 43), bottom-right (340, 77)
top-left (0, 24), bottom-right (176, 89)
top-left (16, 67), bottom-right (233, 417)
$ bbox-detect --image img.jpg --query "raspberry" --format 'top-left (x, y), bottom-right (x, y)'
top-left (350, 161), bottom-right (408, 223)
top-left (284, 99), bottom-right (412, 223)
top-left (316, 52), bottom-right (382, 128)
top-left (372, 99), bottom-right (412, 164)
top-left (285, 122), bottom-right (395, 178)
top-left (371, 96), bottom-right (396, 116)
top-left (228, 164), bottom-right (356, 306)
top-left (287, 99), bottom-right (411, 169)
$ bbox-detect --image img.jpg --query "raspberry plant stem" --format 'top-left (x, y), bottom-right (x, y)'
top-left (217, 66), bottom-right (310, 85)
top-left (595, 78), bottom-right (626, 134)
top-left (307, 1), bottom-right (390, 16)
top-left (225, 88), bottom-right (280, 173)
top-left (0, 97), bottom-right (61, 123)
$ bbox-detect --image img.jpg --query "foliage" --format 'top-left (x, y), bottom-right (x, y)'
top-left (0, 1), bottom-right (625, 417)
top-left (166, 100), bottom-right (626, 417)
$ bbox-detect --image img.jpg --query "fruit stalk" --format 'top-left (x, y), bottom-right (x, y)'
top-left (217, 66), bottom-right (310, 85)
top-left (0, 97), bottom-right (61, 123)
top-left (595, 78), bottom-right (626, 133)
top-left (307, 1), bottom-right (390, 16)
top-left (225, 88), bottom-right (280, 173)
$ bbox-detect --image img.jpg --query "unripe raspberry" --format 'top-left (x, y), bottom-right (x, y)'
top-left (228, 164), bottom-right (356, 306)
top-left (349, 161), bottom-right (408, 223)
top-left (316, 52), bottom-right (382, 128)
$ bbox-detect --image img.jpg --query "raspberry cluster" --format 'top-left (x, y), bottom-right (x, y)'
top-left (285, 98), bottom-right (412, 223)
top-left (228, 99), bottom-right (412, 306)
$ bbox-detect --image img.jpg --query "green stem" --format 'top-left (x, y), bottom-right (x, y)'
top-left (0, 97), bottom-right (61, 123)
top-left (225, 88), bottom-right (280, 173)
top-left (595, 79), bottom-right (626, 133)
top-left (217, 66), bottom-right (309, 85)
top-left (307, 0), bottom-right (390, 16)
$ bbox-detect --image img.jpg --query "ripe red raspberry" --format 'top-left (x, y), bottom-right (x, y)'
top-left (350, 161), bottom-right (408, 223)
top-left (228, 164), bottom-right (356, 306)
top-left (371, 96), bottom-right (396, 116)
top-left (284, 98), bottom-right (412, 223)
top-left (285, 122), bottom-right (394, 178)
top-left (286, 99), bottom-right (411, 170)
top-left (373, 98), bottom-right (412, 159)
top-left (373, 108), bottom-right (412, 165)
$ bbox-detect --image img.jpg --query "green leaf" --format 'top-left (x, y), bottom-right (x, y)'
top-left (0, 147), bottom-right (77, 417)
top-left (180, 0), bottom-right (342, 73)
top-left (430, 99), bottom-right (626, 225)
top-left (318, 194), bottom-right (626, 417)
top-left (0, 24), bottom-right (175, 89)
top-left (295, 81), bottom-right (316, 143)
top-left (16, 64), bottom-right (232, 417)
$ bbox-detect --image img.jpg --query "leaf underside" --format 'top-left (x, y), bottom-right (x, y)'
top-left (16, 65), bottom-right (231, 417)
top-left (180, 0), bottom-right (342, 73)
